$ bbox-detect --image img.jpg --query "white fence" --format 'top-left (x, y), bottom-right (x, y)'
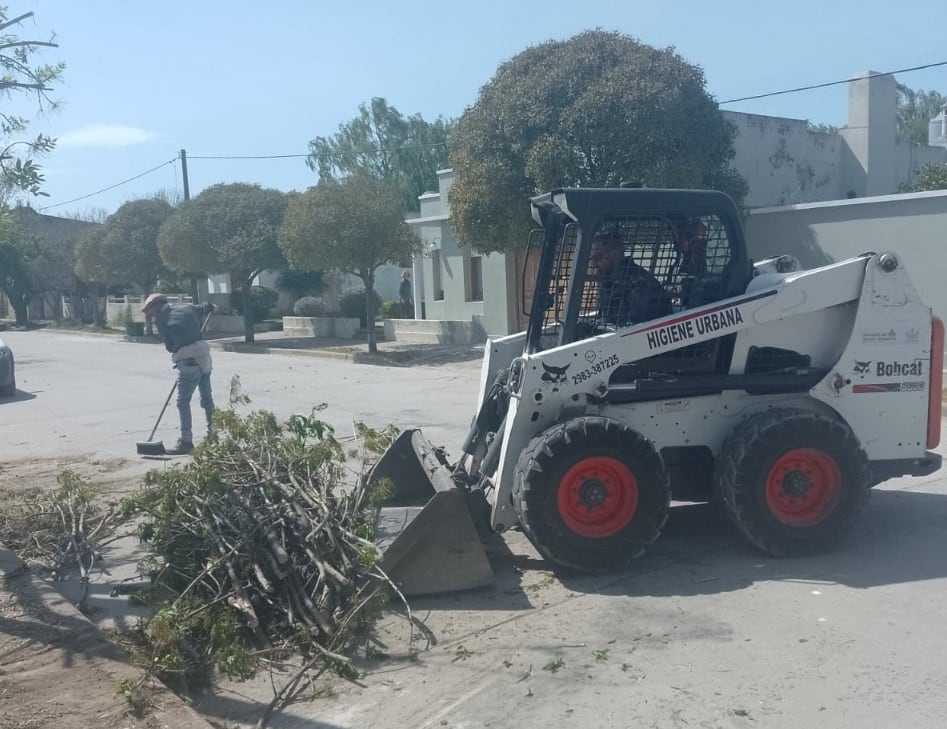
top-left (105, 295), bottom-right (194, 324)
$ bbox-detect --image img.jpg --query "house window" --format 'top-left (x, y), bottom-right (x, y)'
top-left (468, 256), bottom-right (483, 301)
top-left (432, 250), bottom-right (444, 301)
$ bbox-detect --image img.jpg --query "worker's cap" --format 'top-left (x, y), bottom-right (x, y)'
top-left (593, 229), bottom-right (624, 246)
top-left (141, 293), bottom-right (167, 313)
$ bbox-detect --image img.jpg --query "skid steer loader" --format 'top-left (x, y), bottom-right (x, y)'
top-left (369, 187), bottom-right (943, 595)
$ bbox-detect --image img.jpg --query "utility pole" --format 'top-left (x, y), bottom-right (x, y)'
top-left (179, 148), bottom-right (190, 200)
top-left (179, 149), bottom-right (199, 302)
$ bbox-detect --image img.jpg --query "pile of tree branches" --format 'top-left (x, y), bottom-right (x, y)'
top-left (0, 470), bottom-right (119, 605)
top-left (120, 404), bottom-right (401, 719)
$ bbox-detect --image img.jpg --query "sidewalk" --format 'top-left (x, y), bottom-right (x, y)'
top-left (212, 330), bottom-right (487, 367)
top-left (0, 547), bottom-right (215, 729)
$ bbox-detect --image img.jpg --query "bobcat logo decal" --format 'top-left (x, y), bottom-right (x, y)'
top-left (853, 359), bottom-right (871, 376)
top-left (541, 361), bottom-right (571, 392)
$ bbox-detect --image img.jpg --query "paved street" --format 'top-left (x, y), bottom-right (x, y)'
top-left (2, 329), bottom-right (947, 729)
top-left (0, 329), bottom-right (483, 464)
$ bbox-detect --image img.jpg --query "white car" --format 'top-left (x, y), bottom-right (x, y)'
top-left (0, 336), bottom-right (15, 397)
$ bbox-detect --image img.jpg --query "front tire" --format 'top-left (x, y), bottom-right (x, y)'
top-left (512, 417), bottom-right (670, 572)
top-left (714, 408), bottom-right (870, 556)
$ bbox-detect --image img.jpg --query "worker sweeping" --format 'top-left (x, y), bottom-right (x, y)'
top-left (141, 293), bottom-right (216, 455)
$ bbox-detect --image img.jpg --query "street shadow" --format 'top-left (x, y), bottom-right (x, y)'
top-left (353, 345), bottom-right (486, 368)
top-left (556, 488), bottom-right (947, 598)
top-left (406, 488), bottom-right (947, 609)
top-left (193, 689), bottom-right (351, 729)
top-left (0, 564), bottom-right (131, 668)
top-left (0, 389), bottom-right (37, 403)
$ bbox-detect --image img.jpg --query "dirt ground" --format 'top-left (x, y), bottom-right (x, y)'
top-left (0, 456), bottom-right (216, 729)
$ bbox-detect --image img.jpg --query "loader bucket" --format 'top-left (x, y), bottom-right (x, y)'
top-left (369, 429), bottom-right (494, 596)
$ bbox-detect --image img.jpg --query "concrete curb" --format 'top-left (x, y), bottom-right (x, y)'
top-left (216, 340), bottom-right (357, 360)
top-left (0, 545), bottom-right (215, 728)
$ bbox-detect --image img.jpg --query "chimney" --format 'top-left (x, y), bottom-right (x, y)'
top-left (841, 71), bottom-right (897, 197)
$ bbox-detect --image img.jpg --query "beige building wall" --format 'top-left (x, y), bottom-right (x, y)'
top-left (744, 189), bottom-right (947, 319)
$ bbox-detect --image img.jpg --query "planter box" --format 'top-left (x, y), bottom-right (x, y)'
top-left (282, 316), bottom-right (360, 339)
top-left (383, 319), bottom-right (486, 345)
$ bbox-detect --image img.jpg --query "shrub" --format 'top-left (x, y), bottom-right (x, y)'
top-left (229, 286), bottom-right (278, 324)
top-left (377, 300), bottom-right (401, 320)
top-left (292, 296), bottom-right (327, 317)
top-left (338, 289), bottom-right (382, 327)
top-left (275, 270), bottom-right (325, 298)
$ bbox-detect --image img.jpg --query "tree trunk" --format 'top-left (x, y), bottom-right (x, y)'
top-left (143, 287), bottom-right (155, 337)
top-left (365, 272), bottom-right (377, 354)
top-left (242, 278), bottom-right (254, 344)
top-left (93, 295), bottom-right (106, 327)
top-left (10, 295), bottom-right (29, 327)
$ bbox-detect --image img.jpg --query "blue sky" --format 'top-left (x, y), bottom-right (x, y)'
top-left (14, 0), bottom-right (947, 218)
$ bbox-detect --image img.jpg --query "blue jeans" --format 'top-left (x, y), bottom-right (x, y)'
top-left (176, 361), bottom-right (214, 443)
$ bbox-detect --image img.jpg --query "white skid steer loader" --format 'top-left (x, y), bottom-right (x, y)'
top-left (369, 187), bottom-right (943, 596)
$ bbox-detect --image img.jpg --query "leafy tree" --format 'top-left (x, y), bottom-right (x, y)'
top-left (0, 9), bottom-right (64, 198)
top-left (808, 122), bottom-right (839, 134)
top-left (100, 198), bottom-right (173, 295)
top-left (897, 84), bottom-right (946, 146)
top-left (0, 211), bottom-right (38, 324)
top-left (280, 173), bottom-right (421, 353)
top-left (274, 268), bottom-right (325, 300)
top-left (157, 183), bottom-right (287, 342)
top-left (0, 206), bottom-right (95, 324)
top-left (73, 226), bottom-right (112, 325)
top-left (448, 30), bottom-right (747, 253)
top-left (307, 97), bottom-right (451, 211)
top-left (898, 162), bottom-right (947, 193)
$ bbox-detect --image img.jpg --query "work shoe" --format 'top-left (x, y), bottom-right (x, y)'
top-left (165, 440), bottom-right (194, 456)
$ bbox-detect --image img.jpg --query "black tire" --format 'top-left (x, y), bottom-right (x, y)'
top-left (714, 408), bottom-right (870, 557)
top-left (0, 380), bottom-right (14, 397)
top-left (512, 417), bottom-right (670, 572)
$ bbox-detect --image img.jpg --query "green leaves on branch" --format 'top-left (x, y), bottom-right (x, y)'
top-left (0, 9), bottom-right (64, 198)
top-left (896, 83), bottom-right (946, 147)
top-left (118, 405), bottom-right (395, 692)
top-left (899, 162), bottom-right (947, 193)
top-left (279, 172), bottom-right (421, 353)
top-left (448, 29), bottom-right (746, 253)
top-left (307, 97), bottom-right (451, 211)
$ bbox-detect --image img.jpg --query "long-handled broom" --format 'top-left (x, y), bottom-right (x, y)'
top-left (136, 379), bottom-right (178, 456)
top-left (136, 310), bottom-right (213, 456)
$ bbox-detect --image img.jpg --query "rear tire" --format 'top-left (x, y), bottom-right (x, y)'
top-left (0, 380), bottom-right (14, 397)
top-left (714, 408), bottom-right (870, 556)
top-left (512, 417), bottom-right (670, 572)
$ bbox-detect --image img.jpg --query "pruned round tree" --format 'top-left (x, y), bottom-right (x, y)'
top-left (157, 183), bottom-right (287, 342)
top-left (279, 173), bottom-right (421, 354)
top-left (101, 198), bottom-right (173, 295)
top-left (448, 30), bottom-right (747, 253)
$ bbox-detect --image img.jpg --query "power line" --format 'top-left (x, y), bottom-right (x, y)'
top-left (719, 61), bottom-right (947, 105)
top-left (35, 63), bottom-right (946, 212)
top-left (188, 153), bottom-right (308, 160)
top-left (39, 158), bottom-right (177, 211)
top-left (189, 141), bottom-right (448, 160)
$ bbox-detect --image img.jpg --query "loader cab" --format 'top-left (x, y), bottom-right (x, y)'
top-left (526, 188), bottom-right (753, 377)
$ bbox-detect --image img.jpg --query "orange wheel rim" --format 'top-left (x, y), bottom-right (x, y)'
top-left (557, 456), bottom-right (639, 537)
top-left (765, 448), bottom-right (841, 526)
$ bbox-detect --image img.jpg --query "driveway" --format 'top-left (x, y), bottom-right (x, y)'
top-left (2, 329), bottom-right (946, 729)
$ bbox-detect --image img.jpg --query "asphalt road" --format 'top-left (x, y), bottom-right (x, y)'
top-left (0, 329), bottom-right (482, 462)
top-left (2, 329), bottom-right (947, 729)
